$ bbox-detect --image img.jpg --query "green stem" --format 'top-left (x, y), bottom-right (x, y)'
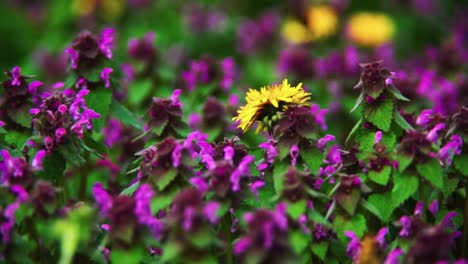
top-left (78, 166), bottom-right (88, 201)
top-left (223, 215), bottom-right (233, 264)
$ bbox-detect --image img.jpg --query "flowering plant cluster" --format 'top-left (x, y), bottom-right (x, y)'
top-left (1, 1), bottom-right (468, 263)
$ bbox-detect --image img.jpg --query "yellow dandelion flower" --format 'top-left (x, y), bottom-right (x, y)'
top-left (347, 12), bottom-right (395, 47)
top-left (281, 19), bottom-right (313, 45)
top-left (307, 5), bottom-right (339, 41)
top-left (233, 79), bottom-right (311, 133)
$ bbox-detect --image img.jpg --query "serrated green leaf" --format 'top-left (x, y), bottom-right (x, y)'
top-left (394, 110), bottom-right (414, 131)
top-left (301, 148), bottom-right (322, 174)
top-left (121, 181), bottom-right (140, 196)
top-left (187, 226), bottom-right (212, 249)
top-left (333, 214), bottom-right (367, 241)
top-left (336, 188), bottom-right (360, 216)
top-left (58, 142), bottom-right (85, 167)
top-left (368, 192), bottom-right (394, 221)
top-left (391, 172), bottom-right (418, 208)
top-left (387, 85), bottom-right (410, 101)
top-left (86, 88), bottom-right (112, 131)
top-left (442, 177), bottom-right (459, 197)
top-left (110, 99), bottom-right (144, 131)
top-left (396, 154), bottom-right (413, 173)
top-left (155, 169), bottom-right (178, 191)
top-left (454, 154), bottom-right (468, 176)
top-left (363, 98), bottom-right (394, 131)
top-left (162, 242), bottom-right (182, 262)
top-left (416, 159), bottom-right (444, 189)
top-left (360, 199), bottom-right (383, 220)
top-left (290, 230), bottom-right (311, 254)
top-left (368, 166), bottom-right (392, 185)
top-left (151, 189), bottom-right (178, 213)
top-left (311, 241), bottom-right (328, 261)
top-left (287, 200), bottom-right (307, 220)
top-left (4, 131), bottom-right (29, 148)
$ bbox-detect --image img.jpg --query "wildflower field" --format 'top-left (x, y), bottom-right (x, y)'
top-left (1, 0), bottom-right (468, 263)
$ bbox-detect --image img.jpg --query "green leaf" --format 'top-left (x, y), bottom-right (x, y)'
top-left (128, 79), bottom-right (152, 105)
top-left (110, 99), bottom-right (144, 131)
top-left (391, 172), bottom-right (419, 208)
top-left (397, 154), bottom-right (413, 173)
top-left (333, 214), bottom-right (367, 241)
top-left (151, 189), bottom-right (178, 213)
top-left (311, 241), bottom-right (328, 261)
top-left (5, 131), bottom-right (29, 148)
top-left (86, 88), bottom-right (112, 131)
top-left (416, 159), bottom-right (444, 190)
top-left (58, 142), bottom-right (85, 167)
top-left (368, 192), bottom-right (394, 221)
top-left (121, 181), bottom-right (140, 196)
top-left (301, 148), bottom-right (323, 175)
top-left (37, 150), bottom-right (66, 184)
top-left (362, 98), bottom-right (394, 131)
top-left (155, 169), bottom-right (178, 191)
top-left (187, 226), bottom-right (213, 249)
top-left (368, 166), bottom-right (392, 185)
top-left (387, 85), bottom-right (410, 101)
top-left (110, 248), bottom-right (143, 264)
top-left (290, 230), bottom-right (311, 254)
top-left (454, 154), bottom-right (468, 176)
top-left (360, 199), bottom-right (383, 220)
top-left (82, 134), bottom-right (108, 158)
top-left (394, 110), bottom-right (414, 131)
top-left (273, 162), bottom-right (289, 194)
top-left (9, 107), bottom-right (32, 128)
top-left (442, 177), bottom-right (459, 197)
top-left (162, 242), bottom-right (181, 262)
top-left (350, 92), bottom-right (365, 113)
top-left (287, 200), bottom-right (307, 220)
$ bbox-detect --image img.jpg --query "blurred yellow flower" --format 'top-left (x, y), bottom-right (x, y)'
top-left (233, 79), bottom-right (311, 133)
top-left (347, 12), bottom-right (395, 47)
top-left (307, 5), bottom-right (338, 41)
top-left (281, 19), bottom-right (313, 44)
top-left (72, 0), bottom-right (125, 20)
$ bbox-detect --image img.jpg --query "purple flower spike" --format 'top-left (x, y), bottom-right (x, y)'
top-left (224, 146), bottom-right (235, 162)
top-left (65, 48), bottom-right (79, 69)
top-left (428, 200), bottom-right (439, 216)
top-left (317, 134), bottom-right (335, 151)
top-left (310, 104), bottom-right (329, 130)
top-left (230, 155), bottom-right (255, 192)
top-left (375, 227), bottom-right (388, 248)
top-left (92, 183), bottom-right (113, 216)
top-left (345, 231), bottom-right (360, 258)
top-left (203, 201), bottom-right (220, 224)
top-left (438, 134), bottom-right (463, 166)
top-left (11, 66), bottom-right (21, 86)
top-left (28, 80), bottom-right (43, 94)
top-left (100, 67), bottom-right (113, 88)
top-left (384, 248), bottom-right (404, 264)
top-left (11, 185), bottom-right (28, 202)
top-left (228, 94), bottom-right (239, 106)
top-left (0, 120), bottom-right (4, 127)
top-left (272, 202), bottom-right (288, 231)
top-left (188, 113), bottom-right (201, 128)
top-left (135, 184), bottom-right (163, 239)
top-left (441, 211), bottom-right (457, 230)
top-left (32, 150), bottom-right (47, 170)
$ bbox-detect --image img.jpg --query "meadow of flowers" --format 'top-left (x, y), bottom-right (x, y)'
top-left (0, 0), bottom-right (467, 263)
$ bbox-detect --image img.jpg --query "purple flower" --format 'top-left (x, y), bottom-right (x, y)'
top-left (399, 216), bottom-right (412, 237)
top-left (345, 231), bottom-right (360, 259)
top-left (374, 131), bottom-right (383, 145)
top-left (203, 201), bottom-right (220, 224)
top-left (290, 144), bottom-right (299, 166)
top-left (92, 183), bottom-right (113, 216)
top-left (429, 200), bottom-right (439, 216)
top-left (414, 201), bottom-right (424, 216)
top-left (11, 66), bottom-right (21, 86)
top-left (135, 184), bottom-right (163, 239)
top-left (220, 57), bottom-right (236, 91)
top-left (99, 28), bottom-right (115, 59)
top-left (259, 140), bottom-right (279, 164)
top-left (317, 134), bottom-right (335, 151)
top-left (28, 80), bottom-right (43, 94)
top-left (230, 155), bottom-right (255, 192)
top-left (190, 177), bottom-right (209, 192)
top-left (0, 120), bottom-right (4, 127)
top-left (438, 134), bottom-right (463, 166)
top-left (250, 181), bottom-right (265, 198)
top-left (102, 119), bottom-right (123, 147)
top-left (233, 237), bottom-right (252, 255)
top-left (324, 145), bottom-right (342, 165)
top-left (384, 248), bottom-right (404, 264)
top-left (100, 68), bottom-right (113, 88)
top-left (32, 150), bottom-right (47, 170)
top-left (441, 211), bottom-right (457, 230)
top-left (426, 123), bottom-right (446, 143)
top-left (188, 113), bottom-right (201, 128)
top-left (375, 227), bottom-right (388, 248)
top-left (416, 109), bottom-right (435, 127)
top-left (310, 104), bottom-right (329, 130)
top-left (128, 31), bottom-right (156, 61)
